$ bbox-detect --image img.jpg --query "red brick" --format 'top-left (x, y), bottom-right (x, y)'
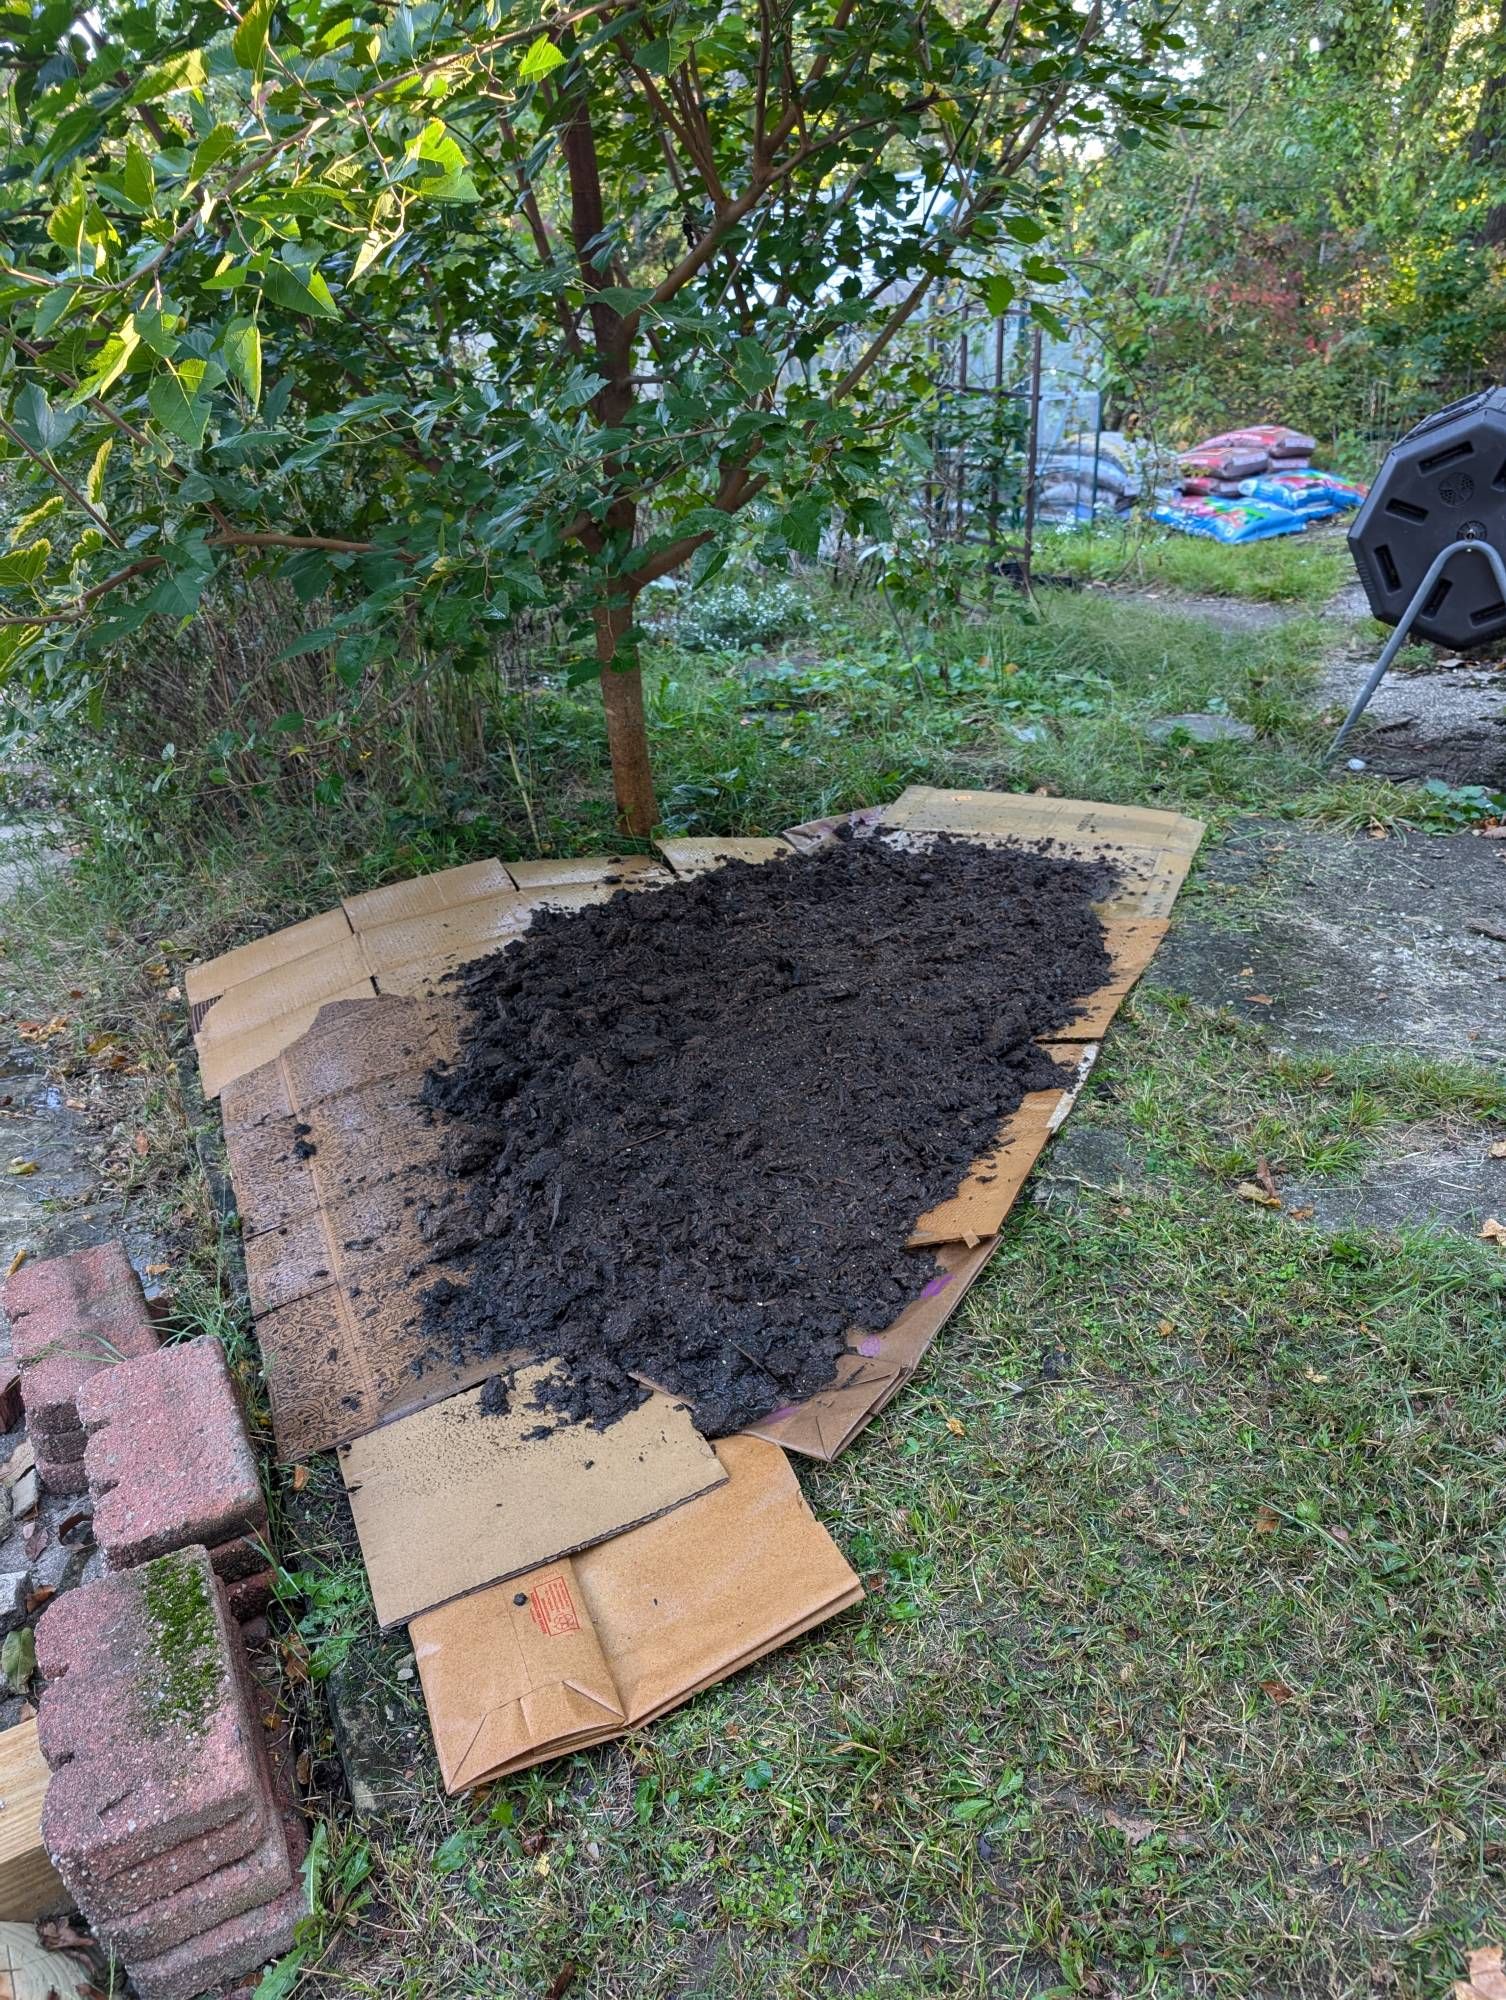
top-left (79, 1798), bottom-right (272, 1919)
top-left (37, 1547), bottom-right (264, 1890)
top-left (99, 1642), bottom-right (303, 1960)
top-left (225, 1570), bottom-right (276, 1622)
top-left (4, 1244), bottom-right (157, 1437)
top-left (35, 1423), bottom-right (85, 1463)
top-left (37, 1456), bottom-right (89, 1497)
top-left (80, 1339), bottom-right (264, 1570)
top-left (125, 1877), bottom-right (304, 2000)
top-left (210, 1532), bottom-right (274, 1585)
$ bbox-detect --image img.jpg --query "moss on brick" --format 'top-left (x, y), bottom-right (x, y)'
top-left (139, 1551), bottom-right (221, 1735)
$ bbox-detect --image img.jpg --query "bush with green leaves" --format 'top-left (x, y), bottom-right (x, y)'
top-left (0, 0), bottom-right (1202, 837)
top-left (655, 575), bottom-right (816, 654)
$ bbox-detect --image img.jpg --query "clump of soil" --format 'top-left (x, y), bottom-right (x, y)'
top-left (419, 831), bottom-right (1115, 1435)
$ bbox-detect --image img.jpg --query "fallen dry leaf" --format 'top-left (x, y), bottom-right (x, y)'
top-left (1491, 1141), bottom-right (1506, 1160)
top-left (1247, 993), bottom-right (1274, 1006)
top-left (5, 1159), bottom-right (38, 1177)
top-left (1455, 1945), bottom-right (1506, 2000)
top-left (16, 1016), bottom-right (67, 1043)
top-left (4, 1249), bottom-right (24, 1278)
top-left (290, 1463), bottom-right (310, 1492)
top-left (1301, 1366), bottom-right (1330, 1384)
top-left (1100, 1809), bottom-right (1156, 1844)
top-left (1288, 1205), bottom-right (1315, 1221)
top-left (145, 1261), bottom-right (169, 1277)
top-left (132, 1132), bottom-right (149, 1157)
top-left (1157, 1318), bottom-right (1175, 1337)
top-left (945, 1416), bottom-right (965, 1437)
top-left (1259, 1677), bottom-right (1294, 1703)
top-left (1254, 1506), bottom-right (1279, 1534)
top-left (1237, 1182), bottom-right (1282, 1210)
top-left (1481, 1218), bottom-right (1506, 1246)
top-left (1255, 1156), bottom-right (1280, 1200)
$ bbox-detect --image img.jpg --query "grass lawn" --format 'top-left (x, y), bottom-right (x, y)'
top-left (1037, 522), bottom-right (1353, 607)
top-left (2, 563), bottom-right (1502, 1999)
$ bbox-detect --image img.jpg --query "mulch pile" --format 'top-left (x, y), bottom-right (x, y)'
top-left (418, 830), bottom-right (1116, 1435)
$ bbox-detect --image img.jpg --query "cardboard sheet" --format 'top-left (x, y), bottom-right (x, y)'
top-left (879, 785), bottom-right (1203, 920)
top-left (654, 836), bottom-right (794, 877)
top-left (339, 1372), bottom-right (727, 1628)
top-left (202, 789), bottom-right (1202, 1462)
top-left (220, 991), bottom-right (504, 1460)
top-left (191, 856), bottom-right (669, 1097)
top-left (410, 1434), bottom-right (862, 1790)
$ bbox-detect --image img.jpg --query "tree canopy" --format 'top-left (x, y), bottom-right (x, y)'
top-left (0, 0), bottom-right (1200, 829)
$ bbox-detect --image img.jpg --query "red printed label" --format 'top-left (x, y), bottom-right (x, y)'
top-left (528, 1573), bottom-right (580, 1637)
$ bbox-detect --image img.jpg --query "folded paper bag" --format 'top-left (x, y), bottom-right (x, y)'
top-left (412, 1433), bottom-right (862, 1791)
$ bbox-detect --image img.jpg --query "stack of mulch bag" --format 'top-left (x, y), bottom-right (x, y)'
top-left (1150, 422), bottom-right (1367, 545)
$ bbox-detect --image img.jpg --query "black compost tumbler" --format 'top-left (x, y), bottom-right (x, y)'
top-left (1331, 388), bottom-right (1506, 758)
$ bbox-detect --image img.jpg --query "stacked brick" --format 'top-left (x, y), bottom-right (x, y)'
top-left (3, 1244), bottom-right (159, 1493)
top-left (78, 1337), bottom-right (273, 1606)
top-left (36, 1545), bottom-right (304, 2000)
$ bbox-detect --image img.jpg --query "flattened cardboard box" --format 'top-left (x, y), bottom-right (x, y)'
top-left (339, 1372), bottom-right (726, 1629)
top-left (188, 854), bottom-right (672, 1099)
top-left (200, 791), bottom-right (1203, 1463)
top-left (410, 1433), bottom-right (862, 1791)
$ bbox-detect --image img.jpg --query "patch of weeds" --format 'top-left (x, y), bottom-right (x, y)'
top-left (1411, 777), bottom-right (1506, 830)
top-left (274, 1553), bottom-right (374, 1682)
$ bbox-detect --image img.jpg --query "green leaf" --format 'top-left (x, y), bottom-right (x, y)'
top-left (350, 227), bottom-right (388, 281)
top-left (1022, 255), bottom-right (1068, 285)
top-left (222, 318), bottom-right (262, 408)
top-left (85, 436), bottom-right (113, 508)
top-left (124, 140), bottom-right (156, 209)
top-left (10, 494), bottom-right (63, 542)
top-left (130, 49), bottom-right (207, 102)
top-left (232, 0), bottom-right (275, 74)
top-left (148, 356), bottom-right (223, 450)
top-left (264, 260), bottom-right (340, 319)
top-left (67, 314), bottom-right (140, 404)
top-left (11, 382), bottom-right (77, 455)
top-left (1002, 213), bottom-right (1049, 245)
top-left (0, 1625), bottom-right (34, 1696)
top-left (32, 279), bottom-right (79, 338)
top-left (46, 195), bottom-right (88, 260)
top-left (517, 34), bottom-right (565, 82)
top-left (405, 120), bottom-right (480, 203)
top-left (732, 336), bottom-right (777, 395)
top-left (981, 274), bottom-right (1015, 316)
top-left (1029, 299), bottom-right (1068, 339)
top-left (0, 541), bottom-right (50, 588)
top-left (433, 1831), bottom-right (472, 1873)
top-left (189, 124), bottom-right (240, 188)
top-left (252, 1948), bottom-right (307, 2000)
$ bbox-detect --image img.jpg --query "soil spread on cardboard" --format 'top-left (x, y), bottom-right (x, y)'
top-left (419, 831), bottom-right (1115, 1435)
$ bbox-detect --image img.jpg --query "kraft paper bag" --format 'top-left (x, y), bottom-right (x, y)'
top-left (411, 1434), bottom-right (862, 1790)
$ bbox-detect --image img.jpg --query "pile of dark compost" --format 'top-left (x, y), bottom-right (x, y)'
top-left (419, 830), bottom-right (1116, 1435)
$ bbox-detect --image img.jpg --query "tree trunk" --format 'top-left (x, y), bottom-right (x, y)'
top-left (596, 590), bottom-right (658, 836)
top-left (559, 71), bottom-right (659, 838)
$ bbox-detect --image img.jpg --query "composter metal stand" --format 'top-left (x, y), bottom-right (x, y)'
top-left (1326, 534), bottom-right (1506, 763)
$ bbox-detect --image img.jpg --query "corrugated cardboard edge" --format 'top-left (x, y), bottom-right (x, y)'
top-left (338, 1377), bottom-right (728, 1630)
